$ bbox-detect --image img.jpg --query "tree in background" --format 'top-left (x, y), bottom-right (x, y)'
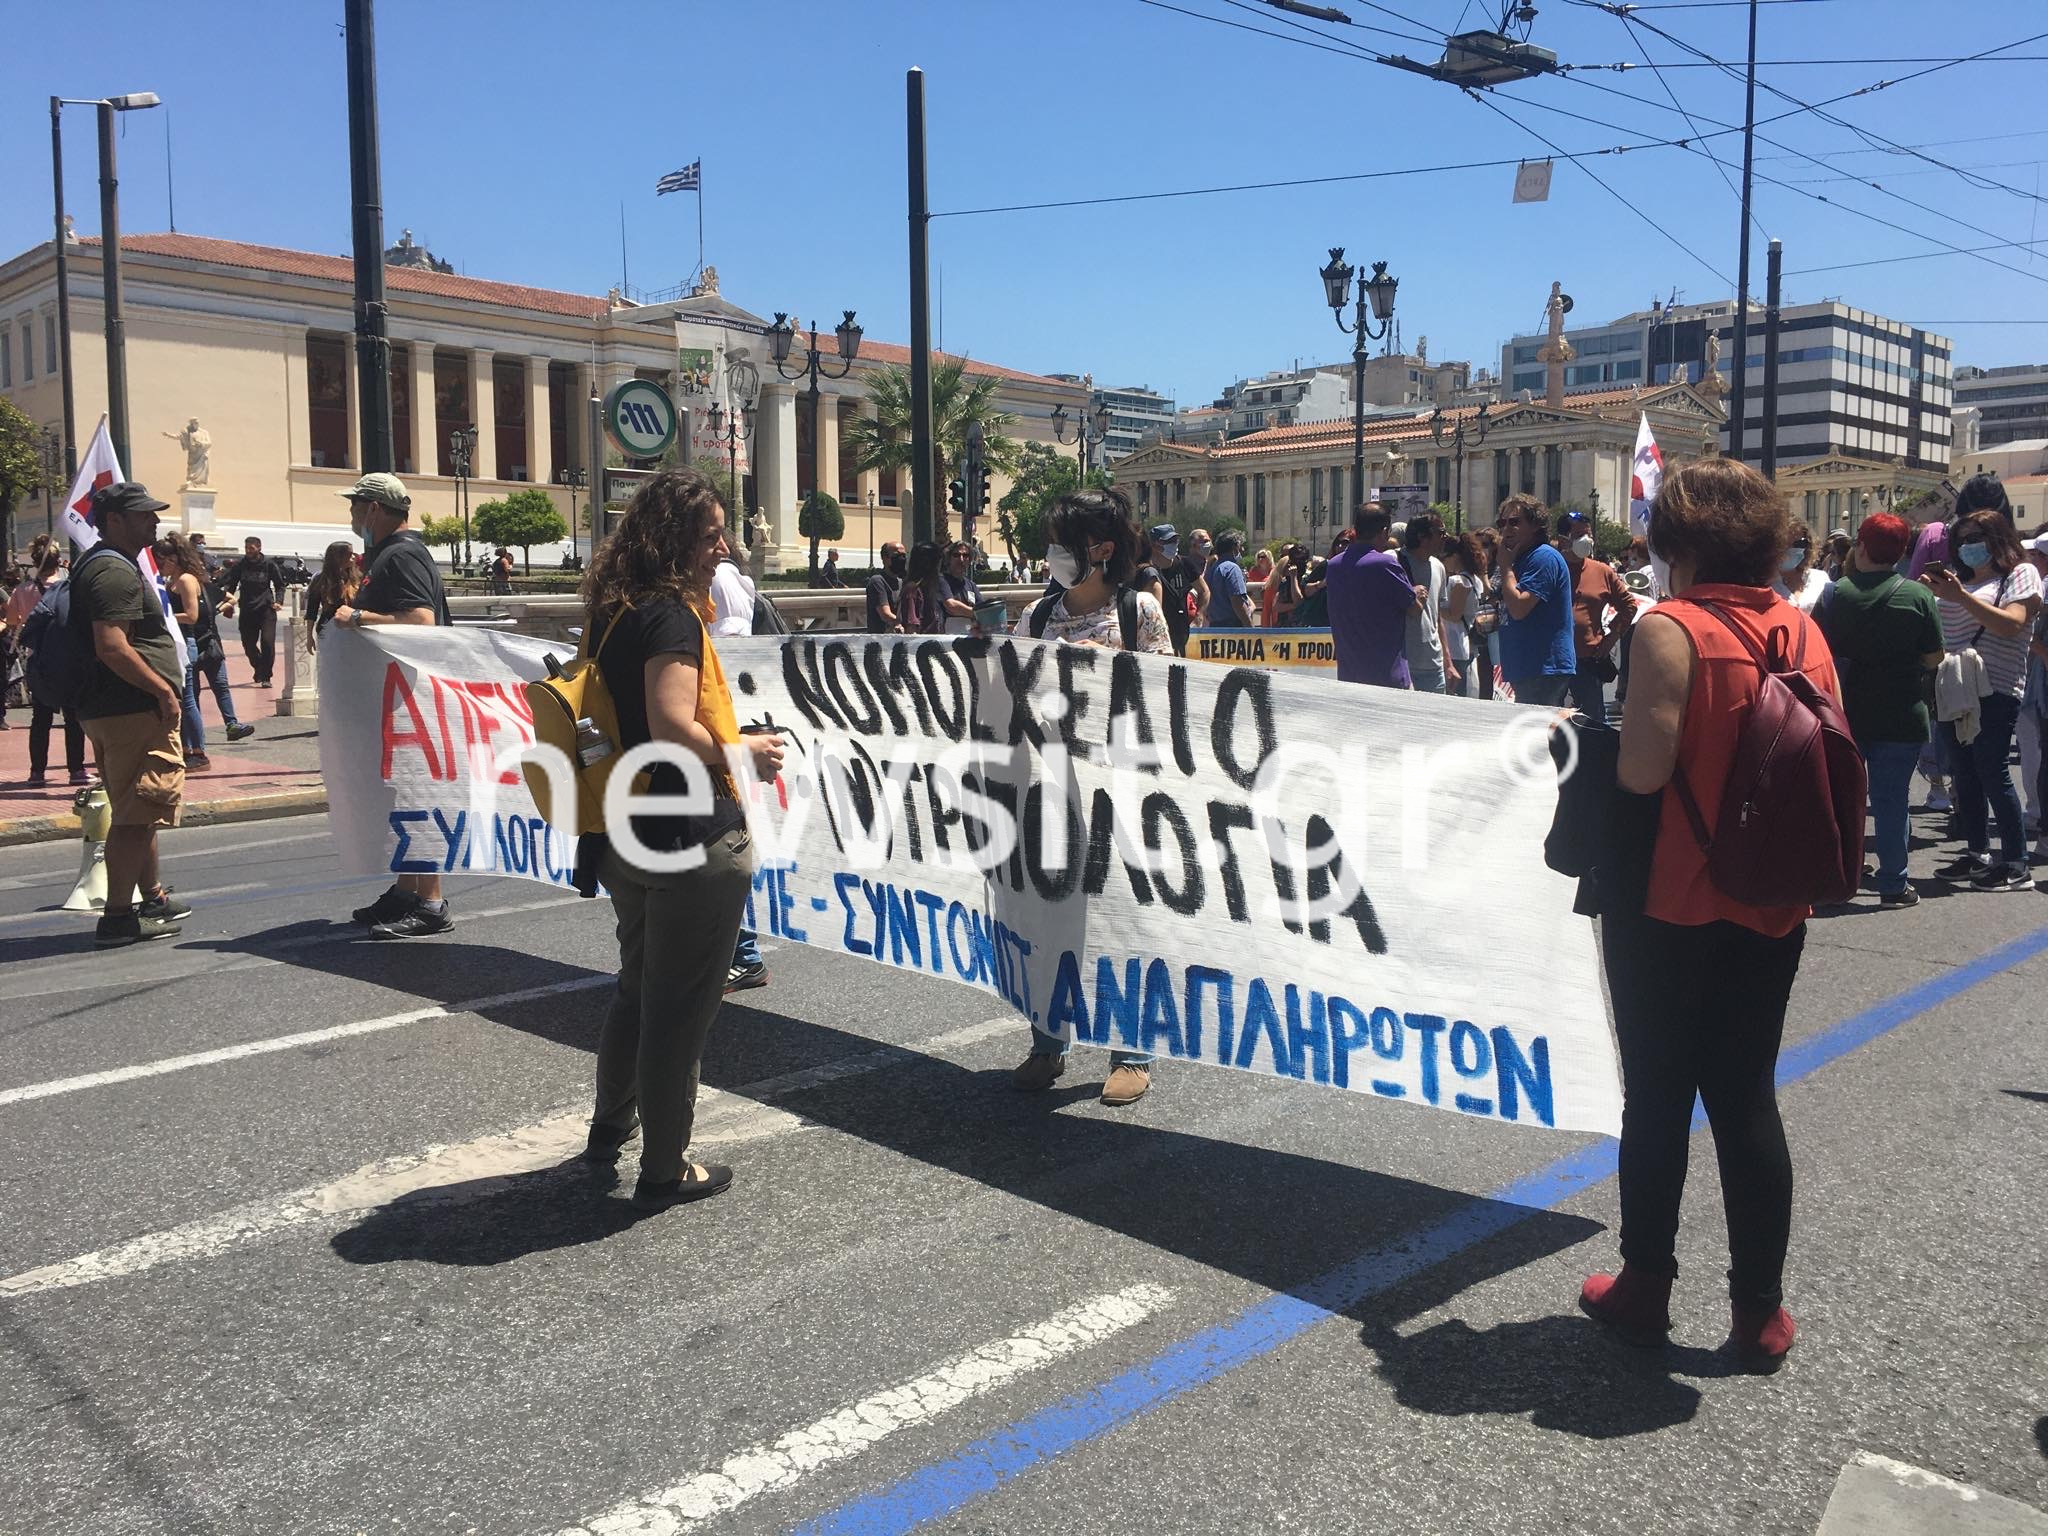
top-left (474, 487), bottom-right (569, 573)
top-left (843, 356), bottom-right (1020, 544)
top-left (798, 490), bottom-right (844, 581)
top-left (0, 399), bottom-right (51, 559)
top-left (419, 513), bottom-right (466, 564)
top-left (997, 440), bottom-right (1111, 566)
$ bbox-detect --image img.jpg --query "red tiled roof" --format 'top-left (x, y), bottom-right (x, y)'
top-left (1212, 384), bottom-right (1680, 460)
top-left (72, 233), bottom-right (1078, 385)
top-left (82, 232), bottom-right (612, 319)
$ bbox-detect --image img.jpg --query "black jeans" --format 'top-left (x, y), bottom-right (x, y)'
top-left (239, 606), bottom-right (277, 682)
top-left (1565, 658), bottom-right (1608, 721)
top-left (1940, 692), bottom-right (2026, 868)
top-left (29, 703), bottom-right (85, 777)
top-left (1601, 911), bottom-right (1805, 1309)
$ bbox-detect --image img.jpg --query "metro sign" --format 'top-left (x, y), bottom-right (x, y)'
top-left (603, 378), bottom-right (679, 460)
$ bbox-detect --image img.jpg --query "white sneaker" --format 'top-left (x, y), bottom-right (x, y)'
top-left (1924, 790), bottom-right (1953, 814)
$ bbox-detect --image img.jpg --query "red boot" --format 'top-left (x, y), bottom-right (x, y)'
top-left (1578, 1265), bottom-right (1674, 1346)
top-left (1728, 1303), bottom-right (1795, 1373)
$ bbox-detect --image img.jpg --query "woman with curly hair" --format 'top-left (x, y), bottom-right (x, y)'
top-left (578, 469), bottom-right (786, 1211)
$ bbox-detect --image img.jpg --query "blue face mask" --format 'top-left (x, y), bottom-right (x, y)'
top-left (1958, 541), bottom-right (1991, 572)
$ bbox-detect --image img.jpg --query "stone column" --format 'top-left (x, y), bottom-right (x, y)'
top-left (757, 384), bottom-right (799, 568)
top-left (284, 330), bottom-right (313, 468)
top-left (410, 342), bottom-right (437, 479)
top-left (469, 349), bottom-right (498, 481)
top-left (815, 391), bottom-right (841, 506)
top-left (527, 356), bottom-right (551, 484)
top-left (343, 343), bottom-right (361, 473)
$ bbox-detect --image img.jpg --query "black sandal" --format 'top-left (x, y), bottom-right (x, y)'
top-left (632, 1162), bottom-right (733, 1210)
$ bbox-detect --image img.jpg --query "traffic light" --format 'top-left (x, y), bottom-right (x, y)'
top-left (978, 474), bottom-right (991, 516)
top-left (948, 477), bottom-right (966, 516)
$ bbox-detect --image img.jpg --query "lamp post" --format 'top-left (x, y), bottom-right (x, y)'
top-left (38, 429), bottom-right (64, 543)
top-left (562, 465), bottom-right (587, 569)
top-left (1427, 400), bottom-right (1490, 533)
top-left (704, 398), bottom-right (756, 541)
top-left (1050, 399), bottom-right (1110, 478)
top-left (769, 308), bottom-right (861, 510)
top-left (1319, 248), bottom-right (1398, 514)
top-left (866, 488), bottom-right (877, 568)
top-left (449, 423), bottom-right (477, 570)
top-left (51, 91), bottom-right (160, 477)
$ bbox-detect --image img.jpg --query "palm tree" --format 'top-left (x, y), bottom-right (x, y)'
top-left (841, 356), bottom-right (1021, 545)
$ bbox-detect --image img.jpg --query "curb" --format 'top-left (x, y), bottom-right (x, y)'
top-left (0, 786), bottom-right (328, 849)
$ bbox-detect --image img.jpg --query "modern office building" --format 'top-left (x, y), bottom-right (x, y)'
top-left (1503, 296), bottom-right (1953, 473)
top-left (1092, 383), bottom-right (1175, 462)
top-left (1954, 363), bottom-right (2048, 449)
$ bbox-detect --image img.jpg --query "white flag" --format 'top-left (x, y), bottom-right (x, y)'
top-left (61, 415), bottom-right (123, 552)
top-left (1628, 413), bottom-right (1663, 542)
top-left (60, 414), bottom-right (188, 668)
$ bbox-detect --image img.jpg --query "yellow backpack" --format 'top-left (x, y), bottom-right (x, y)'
top-left (523, 609), bottom-right (628, 835)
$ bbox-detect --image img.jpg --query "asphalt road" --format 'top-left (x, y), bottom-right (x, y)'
top-left (0, 809), bottom-right (2043, 1536)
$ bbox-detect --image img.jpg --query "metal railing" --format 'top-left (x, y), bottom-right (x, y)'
top-left (448, 584), bottom-right (1052, 641)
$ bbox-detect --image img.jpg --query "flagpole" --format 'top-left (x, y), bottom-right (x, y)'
top-left (696, 174), bottom-right (704, 283)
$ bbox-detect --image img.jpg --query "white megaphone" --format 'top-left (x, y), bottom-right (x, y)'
top-left (61, 783), bottom-right (113, 912)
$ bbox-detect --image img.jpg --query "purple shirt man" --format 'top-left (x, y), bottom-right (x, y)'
top-left (1326, 507), bottom-right (1417, 688)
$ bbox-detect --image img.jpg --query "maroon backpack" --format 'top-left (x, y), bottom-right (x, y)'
top-left (1670, 597), bottom-right (1866, 908)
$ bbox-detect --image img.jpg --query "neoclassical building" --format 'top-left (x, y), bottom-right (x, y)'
top-left (0, 231), bottom-right (1085, 565)
top-left (1112, 381), bottom-right (1728, 542)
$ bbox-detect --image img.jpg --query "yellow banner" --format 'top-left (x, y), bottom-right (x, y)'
top-left (1187, 628), bottom-right (1338, 671)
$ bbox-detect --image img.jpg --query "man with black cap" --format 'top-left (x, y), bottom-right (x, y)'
top-left (75, 483), bottom-right (195, 946)
top-left (331, 472), bottom-right (456, 939)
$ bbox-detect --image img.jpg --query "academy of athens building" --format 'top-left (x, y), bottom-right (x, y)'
top-left (0, 230), bottom-right (1086, 566)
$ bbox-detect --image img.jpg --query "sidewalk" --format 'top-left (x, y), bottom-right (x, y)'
top-left (0, 643), bottom-right (325, 845)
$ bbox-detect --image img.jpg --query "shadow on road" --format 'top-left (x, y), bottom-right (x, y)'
top-left (242, 925), bottom-right (1610, 1376)
top-left (330, 1160), bottom-right (654, 1267)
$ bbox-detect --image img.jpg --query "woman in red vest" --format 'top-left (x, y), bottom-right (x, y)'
top-left (1578, 458), bottom-right (1837, 1373)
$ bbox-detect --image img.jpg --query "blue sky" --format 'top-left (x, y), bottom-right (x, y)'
top-left (9, 0), bottom-right (2046, 407)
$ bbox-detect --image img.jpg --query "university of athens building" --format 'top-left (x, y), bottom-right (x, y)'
top-left (1112, 381), bottom-right (1730, 544)
top-left (0, 231), bottom-right (1085, 566)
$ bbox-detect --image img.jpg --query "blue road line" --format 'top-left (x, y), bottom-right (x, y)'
top-left (791, 923), bottom-right (2048, 1536)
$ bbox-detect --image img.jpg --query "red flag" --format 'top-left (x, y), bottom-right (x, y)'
top-left (61, 416), bottom-right (123, 552)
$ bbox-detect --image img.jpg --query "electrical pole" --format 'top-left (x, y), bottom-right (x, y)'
top-left (97, 102), bottom-right (131, 473)
top-left (344, 0), bottom-right (394, 473)
top-left (1762, 238), bottom-right (1783, 481)
top-left (1729, 0), bottom-right (1759, 464)
top-left (906, 68), bottom-right (936, 548)
top-left (50, 98), bottom-right (77, 480)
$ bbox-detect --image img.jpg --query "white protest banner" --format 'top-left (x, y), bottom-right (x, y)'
top-left (320, 627), bottom-right (1621, 1135)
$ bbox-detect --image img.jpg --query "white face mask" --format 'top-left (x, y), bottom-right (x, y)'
top-left (1045, 543), bottom-right (1088, 589)
top-left (1649, 549), bottom-right (1674, 599)
top-left (1571, 535), bottom-right (1596, 559)
top-left (1781, 546), bottom-right (1809, 573)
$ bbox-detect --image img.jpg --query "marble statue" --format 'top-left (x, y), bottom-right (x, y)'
top-left (747, 507), bottom-right (770, 582)
top-left (1535, 282), bottom-right (1576, 407)
top-left (1698, 330), bottom-right (1729, 400)
top-left (163, 417), bottom-right (211, 487)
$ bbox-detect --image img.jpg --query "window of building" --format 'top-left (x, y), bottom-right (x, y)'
top-left (44, 313), bottom-right (57, 379)
top-left (1518, 447), bottom-right (1536, 495)
top-left (1254, 474), bottom-right (1266, 531)
top-left (1235, 475), bottom-right (1248, 520)
top-left (1310, 466), bottom-right (1323, 513)
top-left (0, 329), bottom-right (10, 388)
top-left (838, 409), bottom-right (861, 504)
top-left (387, 343), bottom-right (413, 475)
top-left (20, 321), bottom-right (33, 381)
top-left (795, 398), bottom-right (815, 497)
top-left (434, 349), bottom-right (471, 476)
top-left (1544, 445), bottom-right (1562, 507)
top-left (548, 361), bottom-right (573, 485)
top-left (306, 332), bottom-right (350, 469)
top-left (1330, 466), bottom-right (1344, 519)
top-left (493, 356), bottom-right (528, 480)
top-left (1495, 451), bottom-right (1511, 508)
top-left (1137, 483), bottom-right (1151, 517)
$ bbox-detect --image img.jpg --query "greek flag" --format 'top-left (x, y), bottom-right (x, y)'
top-left (656, 161), bottom-right (701, 195)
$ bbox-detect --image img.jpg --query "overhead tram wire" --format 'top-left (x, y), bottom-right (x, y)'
top-left (1612, 9), bottom-right (2048, 202)
top-left (1572, 55), bottom-right (2048, 67)
top-left (1462, 88), bottom-right (1733, 285)
top-left (1212, 0), bottom-right (1439, 53)
top-left (1503, 82), bottom-right (2048, 288)
top-left (1610, 5), bottom-right (1763, 238)
top-left (1756, 127), bottom-right (2048, 163)
top-left (1131, 0), bottom-right (1411, 63)
top-left (1785, 239), bottom-right (2048, 278)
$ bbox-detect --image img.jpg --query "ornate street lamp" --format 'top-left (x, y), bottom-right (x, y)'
top-left (449, 422), bottom-right (478, 568)
top-left (1051, 397), bottom-right (1112, 476)
top-left (1428, 400), bottom-right (1490, 533)
top-left (771, 311), bottom-right (862, 526)
top-left (561, 465), bottom-right (587, 568)
top-left (1319, 248), bottom-right (1398, 519)
top-left (705, 397), bottom-right (757, 544)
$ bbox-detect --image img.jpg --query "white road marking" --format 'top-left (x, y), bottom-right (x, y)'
top-left (0, 973), bottom-right (615, 1107)
top-left (0, 1017), bottom-right (1024, 1296)
top-left (550, 1283), bottom-right (1177, 1536)
top-left (0, 828), bottom-right (331, 891)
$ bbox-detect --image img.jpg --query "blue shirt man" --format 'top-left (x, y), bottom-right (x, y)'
top-left (1495, 495), bottom-right (1576, 705)
top-left (1205, 532), bottom-right (1254, 627)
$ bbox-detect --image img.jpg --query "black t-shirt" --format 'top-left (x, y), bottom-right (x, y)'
top-left (1156, 555), bottom-right (1198, 645)
top-left (865, 571), bottom-right (901, 632)
top-left (226, 555), bottom-right (284, 614)
top-left (594, 598), bottom-right (744, 854)
top-left (359, 530), bottom-right (450, 625)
